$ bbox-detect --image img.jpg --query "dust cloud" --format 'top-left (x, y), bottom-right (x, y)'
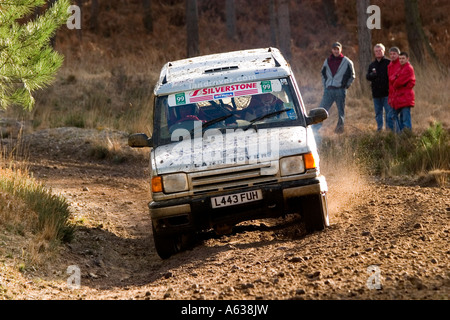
top-left (319, 140), bottom-right (370, 219)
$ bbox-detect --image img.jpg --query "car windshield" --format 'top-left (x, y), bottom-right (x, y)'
top-left (153, 77), bottom-right (305, 147)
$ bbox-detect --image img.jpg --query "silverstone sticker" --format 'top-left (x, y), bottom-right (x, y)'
top-left (168, 80), bottom-right (282, 106)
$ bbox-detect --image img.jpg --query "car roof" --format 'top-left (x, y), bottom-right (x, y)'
top-left (154, 47), bottom-right (292, 96)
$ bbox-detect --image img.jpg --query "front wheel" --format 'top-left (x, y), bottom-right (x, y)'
top-left (152, 222), bottom-right (196, 259)
top-left (301, 193), bottom-right (329, 233)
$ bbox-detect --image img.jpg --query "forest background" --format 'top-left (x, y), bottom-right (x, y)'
top-left (3, 0), bottom-right (449, 136)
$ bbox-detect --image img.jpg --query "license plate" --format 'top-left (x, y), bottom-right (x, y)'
top-left (211, 190), bottom-right (263, 208)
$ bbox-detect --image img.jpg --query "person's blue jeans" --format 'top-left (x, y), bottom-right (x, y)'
top-left (314, 88), bottom-right (347, 134)
top-left (373, 96), bottom-right (394, 131)
top-left (393, 107), bottom-right (412, 132)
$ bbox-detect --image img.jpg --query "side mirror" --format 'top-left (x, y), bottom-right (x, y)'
top-left (128, 133), bottom-right (153, 148)
top-left (306, 108), bottom-right (328, 126)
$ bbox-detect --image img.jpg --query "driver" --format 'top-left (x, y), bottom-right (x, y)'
top-left (244, 93), bottom-right (285, 121)
top-left (174, 103), bottom-right (207, 124)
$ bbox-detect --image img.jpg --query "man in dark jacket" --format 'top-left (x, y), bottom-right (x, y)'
top-left (366, 43), bottom-right (394, 131)
top-left (315, 42), bottom-right (355, 135)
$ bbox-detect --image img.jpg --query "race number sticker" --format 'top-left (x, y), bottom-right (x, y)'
top-left (175, 93), bottom-right (186, 105)
top-left (260, 81), bottom-right (272, 93)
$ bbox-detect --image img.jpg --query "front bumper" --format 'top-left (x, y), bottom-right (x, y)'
top-left (149, 175), bottom-right (327, 235)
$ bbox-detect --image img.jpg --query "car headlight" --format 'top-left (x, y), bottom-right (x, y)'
top-left (280, 155), bottom-right (305, 176)
top-left (162, 173), bottom-right (189, 193)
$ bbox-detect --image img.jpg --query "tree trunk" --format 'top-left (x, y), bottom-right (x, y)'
top-left (225, 0), bottom-right (237, 40)
top-left (76, 0), bottom-right (83, 41)
top-left (322, 0), bottom-right (338, 27)
top-left (404, 0), bottom-right (440, 67)
top-left (186, 0), bottom-right (200, 57)
top-left (269, 0), bottom-right (278, 47)
top-left (143, 0), bottom-right (153, 33)
top-left (90, 0), bottom-right (99, 31)
top-left (356, 0), bottom-right (372, 95)
top-left (277, 0), bottom-right (291, 61)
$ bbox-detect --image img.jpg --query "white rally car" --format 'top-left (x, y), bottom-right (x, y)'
top-left (129, 48), bottom-right (329, 259)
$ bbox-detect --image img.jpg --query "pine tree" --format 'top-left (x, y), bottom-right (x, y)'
top-left (0, 0), bottom-right (70, 110)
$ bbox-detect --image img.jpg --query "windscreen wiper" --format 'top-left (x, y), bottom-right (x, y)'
top-left (189, 113), bottom-right (234, 135)
top-left (243, 108), bottom-right (292, 131)
top-left (203, 114), bottom-right (234, 130)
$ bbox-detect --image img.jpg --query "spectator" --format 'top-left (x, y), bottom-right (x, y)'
top-left (391, 52), bottom-right (416, 132)
top-left (387, 47), bottom-right (401, 111)
top-left (315, 42), bottom-right (355, 135)
top-left (366, 43), bottom-right (394, 131)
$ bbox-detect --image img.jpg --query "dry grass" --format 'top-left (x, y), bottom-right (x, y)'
top-left (0, 164), bottom-right (73, 237)
top-left (86, 133), bottom-right (131, 163)
top-left (0, 134), bottom-right (73, 268)
top-left (429, 169), bottom-right (450, 187)
top-left (0, 171), bottom-right (64, 268)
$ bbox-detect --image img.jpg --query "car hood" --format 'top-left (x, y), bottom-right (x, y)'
top-left (152, 126), bottom-right (313, 175)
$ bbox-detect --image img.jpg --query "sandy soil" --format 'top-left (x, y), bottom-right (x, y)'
top-left (1, 127), bottom-right (448, 301)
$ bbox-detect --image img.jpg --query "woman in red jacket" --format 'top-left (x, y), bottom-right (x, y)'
top-left (388, 47), bottom-right (401, 108)
top-left (391, 52), bottom-right (416, 132)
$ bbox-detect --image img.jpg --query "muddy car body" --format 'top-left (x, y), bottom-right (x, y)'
top-left (129, 48), bottom-right (329, 259)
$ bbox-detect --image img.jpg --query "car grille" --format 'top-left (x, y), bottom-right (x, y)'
top-left (189, 162), bottom-right (278, 194)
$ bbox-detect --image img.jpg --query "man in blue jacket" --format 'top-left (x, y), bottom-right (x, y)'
top-left (315, 42), bottom-right (355, 135)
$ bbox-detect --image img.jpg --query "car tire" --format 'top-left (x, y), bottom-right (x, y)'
top-left (302, 192), bottom-right (329, 233)
top-left (152, 222), bottom-right (196, 259)
top-left (152, 222), bottom-right (183, 259)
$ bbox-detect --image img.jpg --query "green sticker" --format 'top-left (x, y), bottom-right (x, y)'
top-left (261, 81), bottom-right (272, 93)
top-left (175, 93), bottom-right (186, 105)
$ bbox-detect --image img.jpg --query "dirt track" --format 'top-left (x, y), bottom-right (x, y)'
top-left (3, 127), bottom-right (449, 300)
